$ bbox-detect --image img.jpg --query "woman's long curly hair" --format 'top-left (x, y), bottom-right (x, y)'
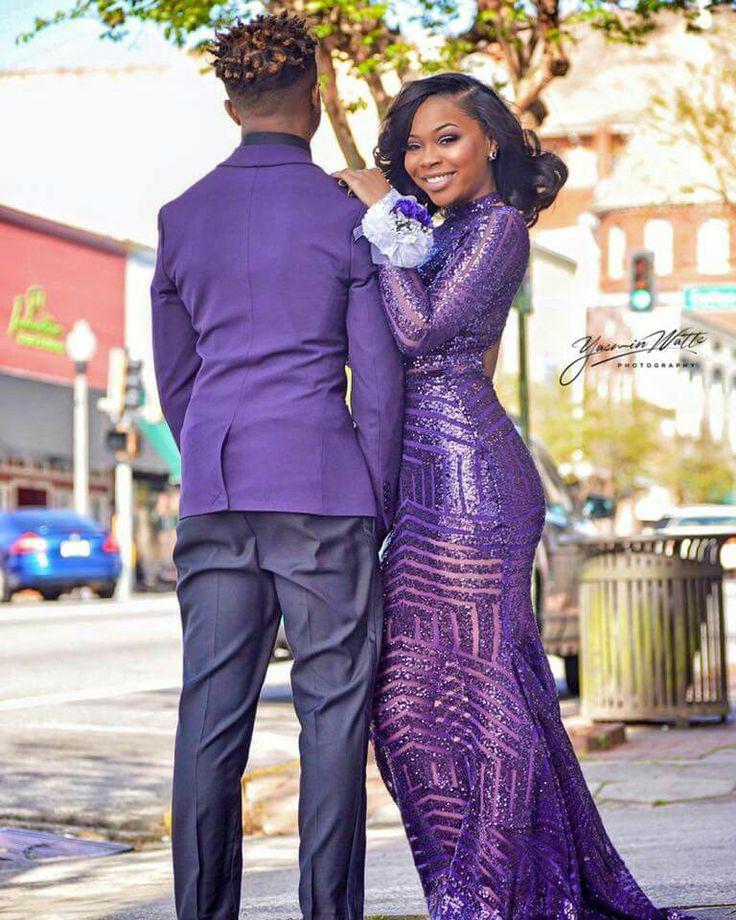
top-left (375, 73), bottom-right (568, 227)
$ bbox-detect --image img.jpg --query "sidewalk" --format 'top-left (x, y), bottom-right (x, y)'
top-left (2, 707), bottom-right (735, 919)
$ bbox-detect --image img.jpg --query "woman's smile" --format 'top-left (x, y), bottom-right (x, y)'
top-left (421, 171), bottom-right (457, 191)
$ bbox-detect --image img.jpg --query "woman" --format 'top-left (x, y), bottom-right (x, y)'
top-left (334, 73), bottom-right (693, 919)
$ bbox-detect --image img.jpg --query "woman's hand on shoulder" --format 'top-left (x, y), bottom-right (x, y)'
top-left (331, 167), bottom-right (392, 207)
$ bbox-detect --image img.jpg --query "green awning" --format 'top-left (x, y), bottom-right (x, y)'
top-left (135, 416), bottom-right (181, 484)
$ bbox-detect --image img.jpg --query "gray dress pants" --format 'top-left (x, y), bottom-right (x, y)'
top-left (171, 510), bottom-right (383, 920)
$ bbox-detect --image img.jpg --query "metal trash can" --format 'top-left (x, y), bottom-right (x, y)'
top-left (578, 533), bottom-right (730, 724)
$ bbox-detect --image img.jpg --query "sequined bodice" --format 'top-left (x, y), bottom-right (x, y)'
top-left (376, 191), bottom-right (529, 375)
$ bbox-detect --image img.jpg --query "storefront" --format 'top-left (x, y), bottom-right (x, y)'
top-left (0, 204), bottom-right (178, 588)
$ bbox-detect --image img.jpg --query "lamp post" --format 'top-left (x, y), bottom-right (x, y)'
top-left (65, 320), bottom-right (97, 517)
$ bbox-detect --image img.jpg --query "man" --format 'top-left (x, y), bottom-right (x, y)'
top-left (150, 12), bottom-right (404, 920)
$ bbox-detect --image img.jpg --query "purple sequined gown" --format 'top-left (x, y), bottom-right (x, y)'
top-left (369, 191), bottom-right (691, 920)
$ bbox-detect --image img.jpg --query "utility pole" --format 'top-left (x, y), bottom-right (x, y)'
top-left (98, 348), bottom-right (143, 601)
top-left (515, 265), bottom-right (533, 446)
top-left (114, 459), bottom-right (135, 600)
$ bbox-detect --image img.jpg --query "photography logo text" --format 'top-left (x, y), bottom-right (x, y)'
top-left (559, 327), bottom-right (706, 386)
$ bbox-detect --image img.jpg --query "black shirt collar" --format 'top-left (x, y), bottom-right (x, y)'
top-left (241, 131), bottom-right (310, 152)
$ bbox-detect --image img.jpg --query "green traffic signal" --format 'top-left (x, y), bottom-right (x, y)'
top-left (629, 251), bottom-right (655, 312)
top-left (630, 289), bottom-right (653, 311)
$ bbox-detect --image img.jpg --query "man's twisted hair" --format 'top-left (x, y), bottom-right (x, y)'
top-left (210, 10), bottom-right (317, 102)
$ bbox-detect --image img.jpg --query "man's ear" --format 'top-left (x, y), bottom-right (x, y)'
top-left (310, 80), bottom-right (322, 132)
top-left (224, 98), bottom-right (241, 126)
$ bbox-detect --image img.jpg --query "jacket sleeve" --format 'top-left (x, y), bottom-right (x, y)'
top-left (346, 230), bottom-right (405, 542)
top-left (150, 207), bottom-right (202, 450)
top-left (376, 205), bottom-right (529, 356)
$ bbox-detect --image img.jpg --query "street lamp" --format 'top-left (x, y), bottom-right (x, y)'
top-left (65, 319), bottom-right (97, 517)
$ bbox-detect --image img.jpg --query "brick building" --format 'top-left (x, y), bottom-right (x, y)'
top-left (532, 11), bottom-right (736, 454)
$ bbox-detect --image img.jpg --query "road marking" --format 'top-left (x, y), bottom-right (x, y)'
top-left (0, 681), bottom-right (180, 711)
top-left (0, 662), bottom-right (291, 712)
top-left (0, 596), bottom-right (178, 625)
top-left (0, 721), bottom-right (175, 736)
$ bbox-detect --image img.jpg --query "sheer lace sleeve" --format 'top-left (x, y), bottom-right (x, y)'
top-left (377, 205), bottom-right (529, 357)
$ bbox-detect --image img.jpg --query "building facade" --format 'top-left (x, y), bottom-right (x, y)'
top-left (0, 205), bottom-right (177, 585)
top-left (534, 12), bottom-right (736, 460)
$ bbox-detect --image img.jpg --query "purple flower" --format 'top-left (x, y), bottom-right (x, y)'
top-left (391, 197), bottom-right (432, 228)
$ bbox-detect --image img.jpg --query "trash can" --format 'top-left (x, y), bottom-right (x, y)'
top-left (578, 533), bottom-right (730, 724)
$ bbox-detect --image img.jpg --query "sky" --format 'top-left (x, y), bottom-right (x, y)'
top-left (0, 0), bottom-right (477, 72)
top-left (0, 0), bottom-right (182, 70)
top-left (0, 0), bottom-right (478, 244)
top-left (0, 1), bottom-right (445, 245)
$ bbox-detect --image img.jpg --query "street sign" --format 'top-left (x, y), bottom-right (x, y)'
top-left (684, 285), bottom-right (736, 312)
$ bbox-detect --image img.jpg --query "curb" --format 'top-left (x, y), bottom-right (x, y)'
top-left (163, 760), bottom-right (303, 838)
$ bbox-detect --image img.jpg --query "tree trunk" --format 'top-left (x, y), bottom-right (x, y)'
top-left (363, 69), bottom-right (392, 121)
top-left (316, 46), bottom-right (366, 168)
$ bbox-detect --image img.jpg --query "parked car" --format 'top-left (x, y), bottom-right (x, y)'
top-left (269, 431), bottom-right (600, 689)
top-left (0, 508), bottom-right (122, 602)
top-left (524, 434), bottom-right (604, 696)
top-left (652, 503), bottom-right (736, 573)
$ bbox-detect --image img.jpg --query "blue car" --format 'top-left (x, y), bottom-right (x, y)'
top-left (0, 509), bottom-right (122, 602)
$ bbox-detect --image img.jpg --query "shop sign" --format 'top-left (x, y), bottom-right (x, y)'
top-left (6, 286), bottom-right (65, 353)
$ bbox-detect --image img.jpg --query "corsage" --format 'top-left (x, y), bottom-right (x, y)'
top-left (354, 187), bottom-right (434, 268)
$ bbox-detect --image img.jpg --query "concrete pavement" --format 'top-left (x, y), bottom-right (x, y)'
top-left (1, 592), bottom-right (735, 918)
top-left (2, 715), bottom-right (735, 919)
top-left (1, 801), bottom-right (733, 920)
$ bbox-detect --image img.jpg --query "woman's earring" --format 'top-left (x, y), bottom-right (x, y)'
top-left (488, 147), bottom-right (497, 161)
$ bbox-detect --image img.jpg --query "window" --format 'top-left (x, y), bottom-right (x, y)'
top-left (564, 146), bottom-right (598, 188)
top-left (644, 219), bottom-right (673, 276)
top-left (697, 218), bottom-right (730, 274)
top-left (607, 225), bottom-right (626, 280)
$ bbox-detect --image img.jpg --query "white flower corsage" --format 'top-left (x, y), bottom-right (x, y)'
top-left (356, 187), bottom-right (434, 268)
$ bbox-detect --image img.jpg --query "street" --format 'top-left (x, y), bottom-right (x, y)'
top-left (0, 595), bottom-right (299, 839)
top-left (1, 590), bottom-right (735, 919)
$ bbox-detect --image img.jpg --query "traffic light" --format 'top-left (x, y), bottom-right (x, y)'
top-left (124, 357), bottom-right (145, 411)
top-left (98, 349), bottom-right (145, 421)
top-left (629, 251), bottom-right (655, 312)
top-left (98, 347), bottom-right (127, 420)
top-left (105, 424), bottom-right (139, 460)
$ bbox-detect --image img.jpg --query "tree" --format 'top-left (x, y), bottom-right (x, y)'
top-left (650, 33), bottom-right (736, 207)
top-left (494, 368), bottom-right (692, 503)
top-left (22, 0), bottom-right (718, 166)
top-left (306, 1), bottom-right (412, 166)
top-left (420, 0), bottom-right (717, 127)
top-left (578, 390), bottom-right (672, 499)
top-left (493, 369), bottom-right (583, 468)
top-left (658, 430), bottom-right (736, 505)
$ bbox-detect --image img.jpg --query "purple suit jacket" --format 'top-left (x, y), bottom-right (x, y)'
top-left (151, 141), bottom-right (404, 536)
